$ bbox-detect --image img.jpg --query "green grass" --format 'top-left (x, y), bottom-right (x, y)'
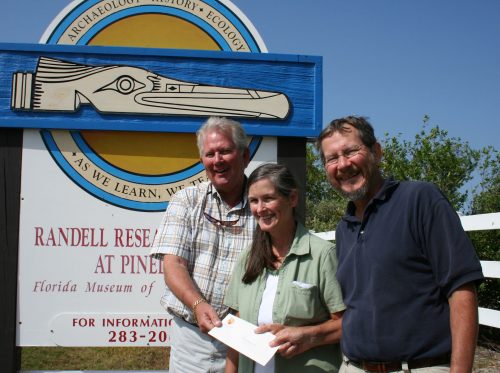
top-left (20, 344), bottom-right (499, 372)
top-left (20, 347), bottom-right (169, 370)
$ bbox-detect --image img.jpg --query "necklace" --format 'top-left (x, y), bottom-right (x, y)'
top-left (272, 248), bottom-right (289, 269)
top-left (273, 259), bottom-right (284, 270)
top-left (271, 224), bottom-right (296, 269)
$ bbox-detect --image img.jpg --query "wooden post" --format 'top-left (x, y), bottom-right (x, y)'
top-left (277, 137), bottom-right (307, 225)
top-left (0, 128), bottom-right (23, 373)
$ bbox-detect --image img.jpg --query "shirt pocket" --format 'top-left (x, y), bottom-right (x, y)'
top-left (283, 283), bottom-right (327, 326)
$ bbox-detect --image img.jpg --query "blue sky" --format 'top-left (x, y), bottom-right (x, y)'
top-left (1, 0), bottom-right (499, 151)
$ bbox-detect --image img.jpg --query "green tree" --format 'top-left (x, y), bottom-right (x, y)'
top-left (305, 142), bottom-right (346, 233)
top-left (470, 146), bottom-right (500, 216)
top-left (380, 116), bottom-right (481, 212)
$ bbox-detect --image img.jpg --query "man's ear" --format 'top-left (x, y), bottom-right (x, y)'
top-left (243, 147), bottom-right (250, 167)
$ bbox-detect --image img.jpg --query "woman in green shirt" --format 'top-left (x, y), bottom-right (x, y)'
top-left (224, 163), bottom-right (345, 373)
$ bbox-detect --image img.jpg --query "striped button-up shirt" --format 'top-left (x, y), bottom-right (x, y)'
top-left (150, 181), bottom-right (255, 324)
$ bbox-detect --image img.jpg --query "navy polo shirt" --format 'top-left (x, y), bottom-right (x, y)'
top-left (336, 179), bottom-right (484, 362)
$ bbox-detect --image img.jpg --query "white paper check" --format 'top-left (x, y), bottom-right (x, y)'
top-left (209, 314), bottom-right (278, 366)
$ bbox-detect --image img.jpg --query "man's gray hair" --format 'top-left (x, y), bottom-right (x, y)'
top-left (196, 117), bottom-right (248, 157)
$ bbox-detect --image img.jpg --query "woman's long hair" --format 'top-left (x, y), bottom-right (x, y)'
top-left (242, 163), bottom-right (298, 284)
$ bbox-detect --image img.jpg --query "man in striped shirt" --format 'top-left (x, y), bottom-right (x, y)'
top-left (151, 117), bottom-right (256, 372)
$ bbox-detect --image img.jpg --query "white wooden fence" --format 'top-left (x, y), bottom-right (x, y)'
top-left (313, 212), bottom-right (500, 329)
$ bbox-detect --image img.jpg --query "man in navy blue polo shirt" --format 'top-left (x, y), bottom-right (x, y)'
top-left (316, 116), bottom-right (484, 373)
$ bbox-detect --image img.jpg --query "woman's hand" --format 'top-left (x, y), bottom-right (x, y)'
top-left (256, 323), bottom-right (312, 358)
top-left (255, 312), bottom-right (343, 358)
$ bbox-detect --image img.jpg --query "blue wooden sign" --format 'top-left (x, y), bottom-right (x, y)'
top-left (0, 43), bottom-right (322, 137)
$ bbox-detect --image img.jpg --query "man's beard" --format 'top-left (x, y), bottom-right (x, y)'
top-left (336, 151), bottom-right (377, 202)
top-left (338, 181), bottom-right (369, 201)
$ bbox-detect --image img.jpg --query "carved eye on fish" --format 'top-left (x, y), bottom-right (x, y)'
top-left (11, 57), bottom-right (290, 119)
top-left (97, 75), bottom-right (146, 95)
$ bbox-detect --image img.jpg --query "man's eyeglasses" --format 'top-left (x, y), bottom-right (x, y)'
top-left (203, 211), bottom-right (241, 227)
top-left (202, 187), bottom-right (243, 228)
top-left (325, 145), bottom-right (365, 166)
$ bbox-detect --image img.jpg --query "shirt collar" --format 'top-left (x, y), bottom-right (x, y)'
top-left (344, 178), bottom-right (399, 219)
top-left (207, 178), bottom-right (249, 211)
top-left (288, 222), bottom-right (312, 257)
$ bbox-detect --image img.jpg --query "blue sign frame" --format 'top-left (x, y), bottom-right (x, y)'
top-left (0, 42), bottom-right (322, 137)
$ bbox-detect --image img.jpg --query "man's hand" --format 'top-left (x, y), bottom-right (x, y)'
top-left (194, 301), bottom-right (222, 333)
top-left (164, 254), bottom-right (221, 334)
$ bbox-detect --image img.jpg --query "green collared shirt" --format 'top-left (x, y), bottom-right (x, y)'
top-left (225, 223), bottom-right (345, 373)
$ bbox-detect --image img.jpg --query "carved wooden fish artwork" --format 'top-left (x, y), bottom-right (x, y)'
top-left (11, 57), bottom-right (290, 119)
